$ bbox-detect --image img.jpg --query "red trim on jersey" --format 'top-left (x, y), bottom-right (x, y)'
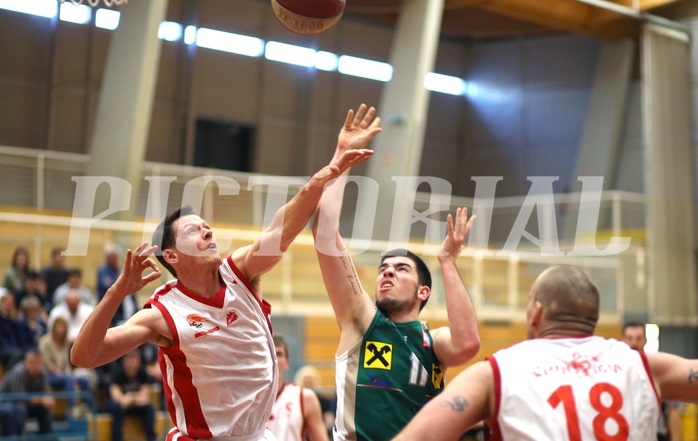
top-left (226, 255), bottom-right (274, 333)
top-left (175, 280), bottom-right (226, 309)
top-left (299, 385), bottom-right (307, 440)
top-left (486, 356), bottom-right (503, 441)
top-left (639, 351), bottom-right (662, 407)
top-left (145, 281), bottom-right (176, 309)
top-left (226, 255), bottom-right (256, 295)
top-left (149, 296), bottom-right (212, 440)
top-left (166, 427), bottom-right (196, 441)
top-left (162, 339), bottom-right (213, 439)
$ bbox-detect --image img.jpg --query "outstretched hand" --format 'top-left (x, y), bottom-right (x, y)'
top-left (308, 149), bottom-right (374, 190)
top-left (439, 207), bottom-right (476, 260)
top-left (112, 242), bottom-right (162, 297)
top-left (337, 104), bottom-right (382, 153)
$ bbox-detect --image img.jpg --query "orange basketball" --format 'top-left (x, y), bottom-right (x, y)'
top-left (271, 0), bottom-right (346, 35)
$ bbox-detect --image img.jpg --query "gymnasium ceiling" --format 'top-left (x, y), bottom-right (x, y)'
top-left (342, 0), bottom-right (697, 41)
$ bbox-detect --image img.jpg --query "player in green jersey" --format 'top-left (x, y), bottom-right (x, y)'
top-left (312, 104), bottom-right (481, 440)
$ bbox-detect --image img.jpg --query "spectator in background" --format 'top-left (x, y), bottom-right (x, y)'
top-left (48, 290), bottom-right (95, 344)
top-left (622, 322), bottom-right (683, 441)
top-left (106, 350), bottom-right (156, 441)
top-left (97, 245), bottom-right (136, 326)
top-left (294, 364), bottom-right (336, 435)
top-left (39, 317), bottom-right (94, 416)
top-left (268, 335), bottom-right (329, 441)
top-left (25, 270), bottom-right (49, 311)
top-left (53, 268), bottom-right (95, 307)
top-left (4, 246), bottom-right (31, 303)
top-left (18, 295), bottom-right (48, 348)
top-left (0, 289), bottom-right (33, 370)
top-left (0, 350), bottom-right (55, 437)
top-left (40, 247), bottom-right (69, 309)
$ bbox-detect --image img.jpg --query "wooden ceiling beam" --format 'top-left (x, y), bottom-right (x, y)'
top-left (446, 0), bottom-right (639, 38)
top-left (607, 0), bottom-right (685, 10)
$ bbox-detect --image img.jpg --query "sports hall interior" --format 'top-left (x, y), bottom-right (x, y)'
top-left (0, 0), bottom-right (697, 439)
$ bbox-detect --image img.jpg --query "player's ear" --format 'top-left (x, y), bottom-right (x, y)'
top-left (529, 301), bottom-right (543, 327)
top-left (418, 286), bottom-right (430, 301)
top-left (163, 249), bottom-right (178, 265)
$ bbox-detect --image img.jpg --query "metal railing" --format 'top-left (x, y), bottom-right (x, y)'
top-left (0, 145), bottom-right (648, 322)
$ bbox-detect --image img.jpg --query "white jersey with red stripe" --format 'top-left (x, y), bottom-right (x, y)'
top-left (146, 255), bottom-right (278, 440)
top-left (487, 336), bottom-right (659, 441)
top-left (267, 383), bottom-right (305, 441)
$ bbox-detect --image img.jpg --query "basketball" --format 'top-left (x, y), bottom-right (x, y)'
top-left (271, 0), bottom-right (346, 35)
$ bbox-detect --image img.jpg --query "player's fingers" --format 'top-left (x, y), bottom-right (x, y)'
top-left (352, 104), bottom-right (367, 126)
top-left (361, 106), bottom-right (376, 127)
top-left (344, 109), bottom-right (354, 129)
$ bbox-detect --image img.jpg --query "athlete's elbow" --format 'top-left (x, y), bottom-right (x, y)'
top-left (70, 346), bottom-right (97, 369)
top-left (454, 338), bottom-right (481, 365)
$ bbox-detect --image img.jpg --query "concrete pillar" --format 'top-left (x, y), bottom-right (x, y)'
top-left (354, 0), bottom-right (445, 245)
top-left (86, 0), bottom-right (168, 221)
top-left (563, 39), bottom-right (634, 239)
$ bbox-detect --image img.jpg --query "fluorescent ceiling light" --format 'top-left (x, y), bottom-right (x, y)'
top-left (59, 2), bottom-right (91, 24)
top-left (158, 21), bottom-right (182, 42)
top-left (95, 8), bottom-right (120, 30)
top-left (315, 51), bottom-right (338, 71)
top-left (265, 41), bottom-right (316, 67)
top-left (184, 25), bottom-right (197, 45)
top-left (424, 72), bottom-right (465, 96)
top-left (196, 28), bottom-right (264, 57)
top-left (338, 55), bottom-right (392, 82)
top-left (0, 0), bottom-right (57, 18)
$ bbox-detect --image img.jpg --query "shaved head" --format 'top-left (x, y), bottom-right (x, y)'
top-left (530, 266), bottom-right (599, 337)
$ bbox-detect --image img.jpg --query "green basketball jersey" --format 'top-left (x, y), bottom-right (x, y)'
top-left (334, 309), bottom-right (444, 441)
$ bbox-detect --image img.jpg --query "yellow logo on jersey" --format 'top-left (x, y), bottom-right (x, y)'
top-left (432, 363), bottom-right (443, 389)
top-left (364, 341), bottom-right (392, 370)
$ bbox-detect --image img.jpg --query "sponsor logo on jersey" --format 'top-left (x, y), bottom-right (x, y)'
top-left (431, 363), bottom-right (443, 389)
top-left (226, 311), bottom-right (238, 325)
top-left (194, 325), bottom-right (221, 339)
top-left (187, 313), bottom-right (207, 328)
top-left (364, 341), bottom-right (392, 370)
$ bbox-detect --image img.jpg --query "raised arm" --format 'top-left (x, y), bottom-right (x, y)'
top-left (302, 387), bottom-right (331, 441)
top-left (431, 208), bottom-right (481, 367)
top-left (648, 352), bottom-right (698, 403)
top-left (233, 147), bottom-right (374, 283)
top-left (393, 360), bottom-right (494, 441)
top-left (71, 243), bottom-right (164, 368)
top-left (312, 105), bottom-right (382, 350)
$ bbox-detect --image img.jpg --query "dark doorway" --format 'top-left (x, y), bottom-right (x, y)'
top-left (194, 118), bottom-right (255, 172)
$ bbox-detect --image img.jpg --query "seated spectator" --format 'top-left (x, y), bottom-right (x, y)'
top-left (48, 289), bottom-right (95, 344)
top-left (25, 270), bottom-right (49, 311)
top-left (4, 246), bottom-right (31, 304)
top-left (40, 247), bottom-right (69, 309)
top-left (0, 288), bottom-right (34, 370)
top-left (106, 350), bottom-right (156, 441)
top-left (97, 245), bottom-right (136, 326)
top-left (0, 350), bottom-right (55, 437)
top-left (39, 317), bottom-right (94, 416)
top-left (18, 295), bottom-right (48, 348)
top-left (53, 268), bottom-right (95, 307)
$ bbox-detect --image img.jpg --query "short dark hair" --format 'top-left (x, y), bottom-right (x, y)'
top-left (152, 205), bottom-right (199, 278)
top-left (622, 322), bottom-right (646, 335)
top-left (273, 334), bottom-right (290, 359)
top-left (67, 267), bottom-right (82, 279)
top-left (381, 249), bottom-right (432, 311)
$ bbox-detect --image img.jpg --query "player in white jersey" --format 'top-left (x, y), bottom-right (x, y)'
top-left (394, 265), bottom-right (698, 441)
top-left (70, 104), bottom-right (382, 441)
top-left (268, 335), bottom-right (329, 441)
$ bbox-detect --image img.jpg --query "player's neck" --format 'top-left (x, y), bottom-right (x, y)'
top-left (177, 266), bottom-right (222, 298)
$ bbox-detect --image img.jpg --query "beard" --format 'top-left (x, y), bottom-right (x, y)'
top-left (376, 287), bottom-right (420, 318)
